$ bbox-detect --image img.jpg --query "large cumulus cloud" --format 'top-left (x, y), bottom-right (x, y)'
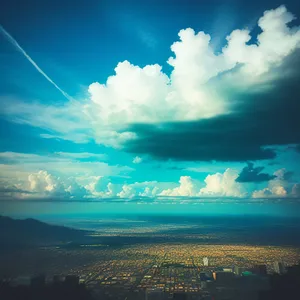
top-left (199, 168), bottom-right (247, 197)
top-left (252, 168), bottom-right (299, 198)
top-left (124, 49), bottom-right (300, 161)
top-left (86, 5), bottom-right (300, 133)
top-left (159, 176), bottom-right (201, 197)
top-left (158, 169), bottom-right (247, 198)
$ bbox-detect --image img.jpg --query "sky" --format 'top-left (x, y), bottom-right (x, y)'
top-left (1, 0), bottom-right (300, 212)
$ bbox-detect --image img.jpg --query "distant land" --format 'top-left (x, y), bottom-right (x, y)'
top-left (2, 215), bottom-right (300, 250)
top-left (0, 215), bottom-right (86, 249)
top-left (1, 215), bottom-right (300, 279)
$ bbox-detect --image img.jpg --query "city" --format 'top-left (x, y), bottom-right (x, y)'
top-left (2, 243), bottom-right (300, 299)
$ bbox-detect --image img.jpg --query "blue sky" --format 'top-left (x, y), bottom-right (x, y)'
top-left (1, 0), bottom-right (300, 207)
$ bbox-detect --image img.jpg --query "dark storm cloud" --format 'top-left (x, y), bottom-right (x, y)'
top-left (123, 50), bottom-right (300, 162)
top-left (0, 186), bottom-right (34, 194)
top-left (236, 162), bottom-right (276, 183)
top-left (281, 170), bottom-right (294, 181)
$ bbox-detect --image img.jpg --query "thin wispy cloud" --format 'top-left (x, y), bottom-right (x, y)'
top-left (0, 24), bottom-right (72, 101)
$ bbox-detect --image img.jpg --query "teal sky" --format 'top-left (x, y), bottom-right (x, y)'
top-left (2, 200), bottom-right (300, 219)
top-left (1, 0), bottom-right (300, 213)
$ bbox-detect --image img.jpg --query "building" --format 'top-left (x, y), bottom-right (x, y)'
top-left (273, 261), bottom-right (285, 274)
top-left (223, 268), bottom-right (232, 273)
top-left (203, 257), bottom-right (209, 266)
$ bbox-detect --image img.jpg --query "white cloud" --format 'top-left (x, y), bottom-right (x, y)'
top-left (117, 185), bottom-right (136, 198)
top-left (80, 177), bottom-right (161, 199)
top-left (28, 171), bottom-right (65, 195)
top-left (65, 180), bottom-right (88, 199)
top-left (81, 176), bottom-right (121, 198)
top-left (160, 176), bottom-right (201, 197)
top-left (223, 5), bottom-right (300, 75)
top-left (117, 181), bottom-right (162, 198)
top-left (2, 6), bottom-right (300, 148)
top-left (140, 186), bottom-right (159, 197)
top-left (83, 176), bottom-right (112, 198)
top-left (0, 152), bottom-right (132, 200)
top-left (5, 170), bottom-right (89, 200)
top-left (169, 28), bottom-right (224, 83)
top-left (1, 163), bottom-right (299, 200)
top-left (133, 156), bottom-right (142, 164)
top-left (252, 168), bottom-right (290, 198)
top-left (200, 168), bottom-right (247, 197)
top-left (87, 61), bottom-right (171, 125)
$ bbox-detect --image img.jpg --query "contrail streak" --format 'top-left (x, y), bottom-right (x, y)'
top-left (0, 25), bottom-right (72, 101)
